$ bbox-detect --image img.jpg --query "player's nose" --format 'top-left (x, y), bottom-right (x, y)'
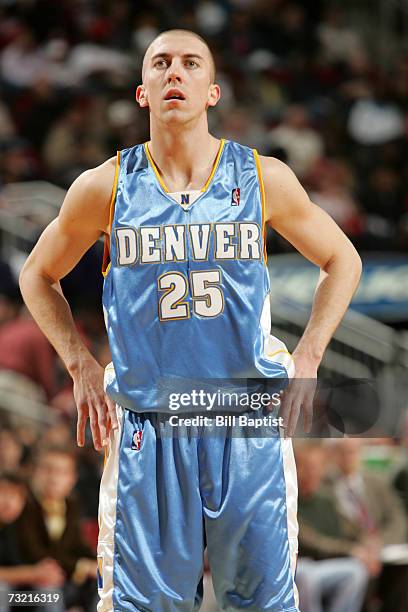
top-left (166, 60), bottom-right (183, 83)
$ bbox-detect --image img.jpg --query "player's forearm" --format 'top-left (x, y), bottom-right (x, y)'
top-left (294, 249), bottom-right (362, 364)
top-left (19, 269), bottom-right (94, 376)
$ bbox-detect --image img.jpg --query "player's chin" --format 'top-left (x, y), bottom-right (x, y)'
top-left (160, 108), bottom-right (192, 124)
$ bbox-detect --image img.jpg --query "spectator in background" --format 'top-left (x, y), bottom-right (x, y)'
top-left (0, 428), bottom-right (23, 473)
top-left (317, 5), bottom-right (366, 67)
top-left (268, 105), bottom-right (324, 178)
top-left (295, 442), bottom-right (370, 612)
top-left (330, 438), bottom-right (408, 612)
top-left (0, 265), bottom-right (58, 419)
top-left (0, 100), bottom-right (15, 140)
top-left (0, 306), bottom-right (55, 402)
top-left (16, 78), bottom-right (67, 151)
top-left (37, 421), bottom-right (102, 523)
top-left (221, 106), bottom-right (267, 151)
top-left (394, 409), bottom-right (408, 517)
top-left (347, 79), bottom-right (405, 147)
top-left (266, 2), bottom-right (314, 62)
top-left (0, 472), bottom-right (64, 612)
top-left (0, 0), bottom-right (405, 255)
top-left (15, 445), bottom-right (97, 611)
top-left (0, 25), bottom-right (49, 89)
top-left (358, 165), bottom-right (405, 227)
top-left (0, 0), bottom-right (405, 256)
top-left (330, 438), bottom-right (407, 548)
top-left (66, 41), bottom-right (133, 87)
top-left (0, 140), bottom-right (40, 185)
top-left (0, 261), bottom-right (20, 327)
top-left (42, 102), bottom-right (108, 187)
top-left (308, 158), bottom-right (363, 239)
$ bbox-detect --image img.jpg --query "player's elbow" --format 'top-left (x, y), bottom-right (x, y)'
top-left (325, 240), bottom-right (362, 288)
top-left (347, 244), bottom-right (363, 288)
top-left (19, 258), bottom-right (34, 299)
top-left (19, 257), bottom-right (48, 300)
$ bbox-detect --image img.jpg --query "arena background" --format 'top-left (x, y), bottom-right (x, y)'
top-left (0, 1), bottom-right (408, 611)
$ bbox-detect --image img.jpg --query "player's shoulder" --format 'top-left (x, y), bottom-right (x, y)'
top-left (257, 155), bottom-right (310, 223)
top-left (257, 154), bottom-right (307, 200)
top-left (59, 156), bottom-right (118, 233)
top-left (257, 154), bottom-right (297, 186)
top-left (73, 155), bottom-right (117, 198)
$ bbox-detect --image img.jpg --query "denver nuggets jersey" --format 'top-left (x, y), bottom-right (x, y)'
top-left (102, 139), bottom-right (294, 412)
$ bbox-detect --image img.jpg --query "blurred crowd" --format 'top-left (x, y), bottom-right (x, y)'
top-left (0, 0), bottom-right (408, 253)
top-left (295, 438), bottom-right (408, 612)
top-left (0, 261), bottom-right (106, 610)
top-left (1, 0), bottom-right (408, 610)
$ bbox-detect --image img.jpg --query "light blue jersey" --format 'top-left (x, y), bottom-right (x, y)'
top-left (97, 139), bottom-right (299, 612)
top-left (102, 139), bottom-right (294, 412)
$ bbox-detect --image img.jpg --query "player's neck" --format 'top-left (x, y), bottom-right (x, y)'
top-left (148, 121), bottom-right (220, 192)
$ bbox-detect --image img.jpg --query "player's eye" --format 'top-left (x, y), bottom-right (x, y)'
top-left (185, 59), bottom-right (198, 68)
top-left (154, 59), bottom-right (168, 69)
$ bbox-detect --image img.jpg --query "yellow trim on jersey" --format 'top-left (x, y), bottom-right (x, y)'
top-left (144, 139), bottom-right (225, 195)
top-left (266, 348), bottom-right (295, 373)
top-left (253, 149), bottom-right (267, 264)
top-left (102, 151), bottom-right (121, 277)
top-left (267, 348), bottom-right (294, 362)
top-left (202, 139), bottom-right (225, 191)
top-left (144, 142), bottom-right (169, 192)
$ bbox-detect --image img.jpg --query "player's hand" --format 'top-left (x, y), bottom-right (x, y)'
top-left (72, 356), bottom-right (118, 451)
top-left (279, 352), bottom-right (318, 437)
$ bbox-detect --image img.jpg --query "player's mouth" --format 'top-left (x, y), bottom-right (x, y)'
top-left (164, 89), bottom-right (186, 101)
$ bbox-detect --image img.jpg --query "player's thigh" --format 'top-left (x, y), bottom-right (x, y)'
top-left (98, 408), bottom-right (205, 612)
top-left (202, 433), bottom-right (299, 611)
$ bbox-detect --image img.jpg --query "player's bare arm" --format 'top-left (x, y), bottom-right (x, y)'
top-left (260, 155), bottom-right (362, 434)
top-left (19, 157), bottom-right (118, 451)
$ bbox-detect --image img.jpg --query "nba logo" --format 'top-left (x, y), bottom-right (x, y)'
top-left (231, 188), bottom-right (240, 206)
top-left (132, 430), bottom-right (143, 451)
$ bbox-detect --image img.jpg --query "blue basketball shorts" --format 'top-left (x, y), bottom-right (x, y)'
top-left (97, 407), bottom-right (299, 611)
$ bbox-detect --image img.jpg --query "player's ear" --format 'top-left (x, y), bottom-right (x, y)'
top-left (136, 85), bottom-right (149, 108)
top-left (207, 83), bottom-right (221, 108)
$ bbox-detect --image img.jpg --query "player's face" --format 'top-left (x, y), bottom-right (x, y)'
top-left (137, 33), bottom-right (220, 125)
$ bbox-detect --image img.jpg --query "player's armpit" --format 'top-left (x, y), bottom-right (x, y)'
top-left (259, 155), bottom-right (361, 271)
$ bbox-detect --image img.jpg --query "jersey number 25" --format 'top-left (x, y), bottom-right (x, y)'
top-left (158, 269), bottom-right (224, 321)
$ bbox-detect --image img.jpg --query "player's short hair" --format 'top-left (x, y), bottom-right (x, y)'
top-left (142, 29), bottom-right (216, 83)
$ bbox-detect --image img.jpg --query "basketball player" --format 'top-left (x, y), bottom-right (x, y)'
top-left (19, 30), bottom-right (361, 611)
